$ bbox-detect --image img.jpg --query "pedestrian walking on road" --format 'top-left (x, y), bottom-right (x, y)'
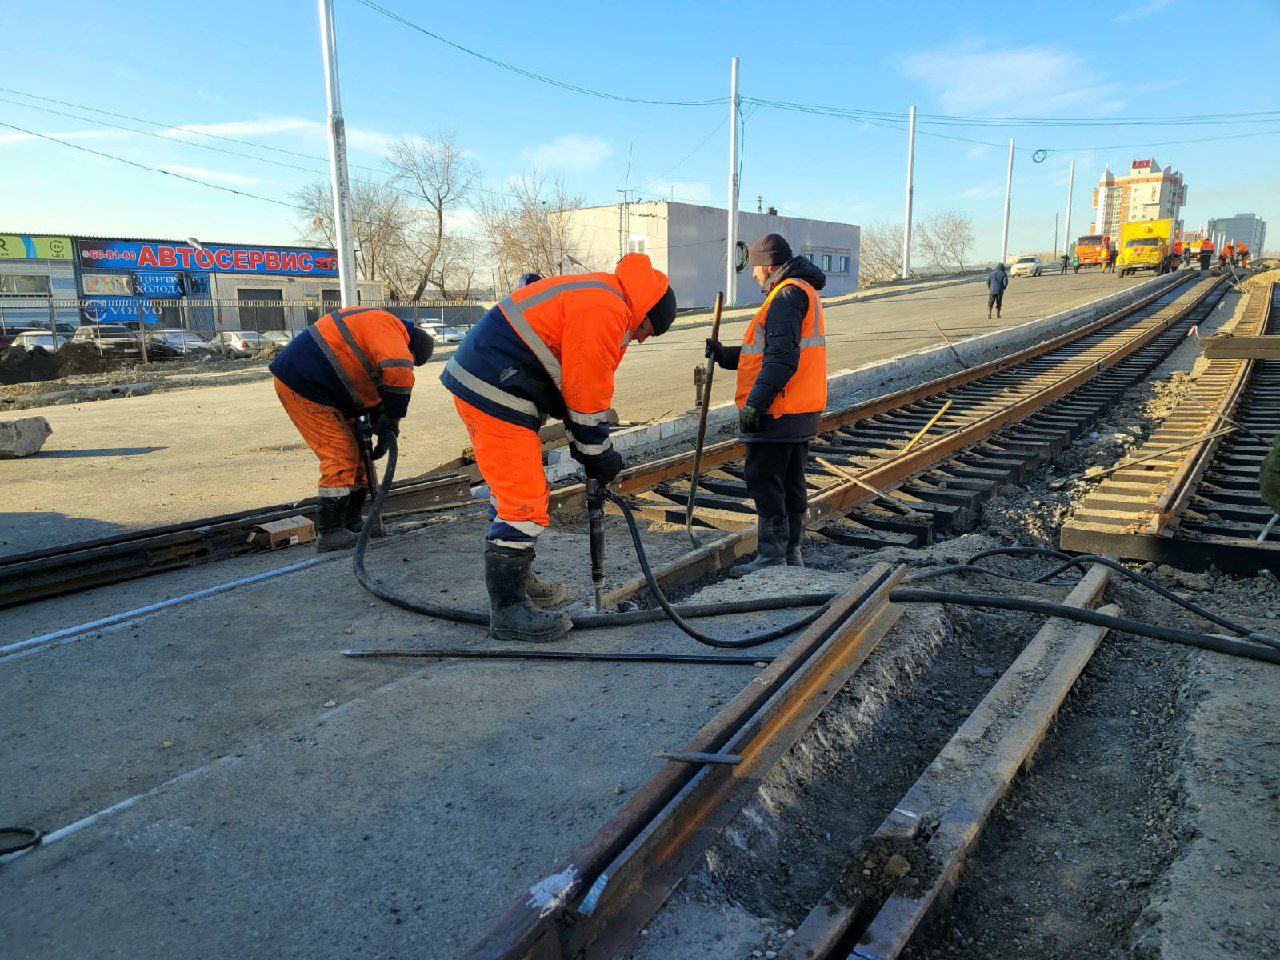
top-left (706, 233), bottom-right (827, 573)
top-left (1106, 247), bottom-right (1119, 273)
top-left (270, 308), bottom-right (435, 552)
top-left (987, 262), bottom-right (1008, 319)
top-left (1059, 253), bottom-right (1069, 275)
top-left (441, 254), bottom-right (677, 642)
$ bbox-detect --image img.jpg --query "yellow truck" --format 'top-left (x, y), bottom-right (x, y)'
top-left (1117, 218), bottom-right (1172, 277)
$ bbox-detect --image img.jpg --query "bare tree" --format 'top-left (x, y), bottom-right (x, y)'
top-left (476, 173), bottom-right (585, 289)
top-left (295, 177), bottom-right (416, 300)
top-left (387, 132), bottom-right (480, 300)
top-left (915, 211), bottom-right (975, 272)
top-left (859, 222), bottom-right (905, 284)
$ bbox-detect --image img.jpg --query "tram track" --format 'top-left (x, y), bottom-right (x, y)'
top-left (3, 273), bottom-right (1219, 610)
top-left (1061, 279), bottom-right (1279, 572)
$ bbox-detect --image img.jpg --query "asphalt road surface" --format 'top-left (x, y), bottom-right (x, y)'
top-left (7, 270), bottom-right (1144, 556)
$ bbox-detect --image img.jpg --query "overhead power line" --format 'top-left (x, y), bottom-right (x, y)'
top-left (352, 0), bottom-right (726, 107)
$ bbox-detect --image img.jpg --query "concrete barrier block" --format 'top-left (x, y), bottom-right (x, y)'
top-left (0, 416), bottom-right (52, 458)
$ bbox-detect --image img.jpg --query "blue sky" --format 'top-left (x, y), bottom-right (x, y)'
top-left (3, 0), bottom-right (1278, 260)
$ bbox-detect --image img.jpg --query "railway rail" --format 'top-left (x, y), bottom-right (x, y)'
top-left (4, 272), bottom-right (1221, 609)
top-left (1061, 279), bottom-right (1279, 572)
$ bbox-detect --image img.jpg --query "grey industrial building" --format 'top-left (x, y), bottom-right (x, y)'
top-left (563, 201), bottom-right (860, 309)
top-left (1207, 213), bottom-right (1266, 254)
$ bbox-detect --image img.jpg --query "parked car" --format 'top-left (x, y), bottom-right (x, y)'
top-left (0, 325), bottom-right (43, 350)
top-left (1009, 255), bottom-right (1043, 278)
top-left (418, 321), bottom-right (466, 345)
top-left (209, 330), bottom-right (267, 358)
top-left (261, 330), bottom-right (295, 347)
top-left (10, 331), bottom-right (61, 351)
top-left (70, 324), bottom-right (144, 358)
top-left (145, 328), bottom-right (215, 360)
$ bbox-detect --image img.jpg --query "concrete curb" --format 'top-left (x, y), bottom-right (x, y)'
top-left (542, 270), bottom-right (1184, 484)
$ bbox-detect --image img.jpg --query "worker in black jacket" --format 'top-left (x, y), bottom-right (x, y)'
top-left (707, 234), bottom-right (828, 572)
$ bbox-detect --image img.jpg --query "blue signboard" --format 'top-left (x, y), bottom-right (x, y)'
top-left (134, 271), bottom-right (184, 297)
top-left (80, 297), bottom-right (162, 325)
top-left (76, 238), bottom-right (338, 276)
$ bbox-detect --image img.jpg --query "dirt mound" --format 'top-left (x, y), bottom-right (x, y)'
top-left (56, 342), bottom-right (120, 377)
top-left (0, 346), bottom-right (61, 385)
top-left (1240, 268), bottom-right (1280, 294)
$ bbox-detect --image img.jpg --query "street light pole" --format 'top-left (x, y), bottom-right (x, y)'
top-left (726, 56), bottom-right (740, 308)
top-left (999, 136), bottom-right (1014, 264)
top-left (901, 104), bottom-right (916, 280)
top-left (317, 0), bottom-right (358, 308)
top-left (1063, 160), bottom-right (1075, 259)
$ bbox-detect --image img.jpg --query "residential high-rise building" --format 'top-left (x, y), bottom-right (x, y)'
top-left (1090, 158), bottom-right (1187, 240)
top-left (1207, 213), bottom-right (1266, 253)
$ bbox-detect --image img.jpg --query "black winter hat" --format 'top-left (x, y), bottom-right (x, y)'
top-left (409, 326), bottom-right (435, 365)
top-left (747, 233), bottom-right (792, 267)
top-left (645, 285), bottom-right (677, 336)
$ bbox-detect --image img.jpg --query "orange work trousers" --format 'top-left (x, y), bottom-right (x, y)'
top-left (274, 377), bottom-right (367, 495)
top-left (452, 395), bottom-right (549, 544)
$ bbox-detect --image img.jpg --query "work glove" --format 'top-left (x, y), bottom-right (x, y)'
top-left (738, 404), bottom-right (762, 434)
top-left (578, 447), bottom-right (624, 486)
top-left (705, 338), bottom-right (733, 368)
top-left (370, 413), bottom-right (400, 460)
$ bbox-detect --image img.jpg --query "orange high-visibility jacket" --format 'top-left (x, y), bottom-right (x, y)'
top-left (442, 253), bottom-right (669, 459)
top-left (308, 307), bottom-right (415, 416)
top-left (735, 278), bottom-right (827, 415)
top-left (1201, 238), bottom-right (1215, 253)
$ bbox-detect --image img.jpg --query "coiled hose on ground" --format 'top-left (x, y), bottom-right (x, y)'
top-left (352, 435), bottom-right (837, 649)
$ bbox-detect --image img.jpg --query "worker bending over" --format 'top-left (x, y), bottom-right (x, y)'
top-left (271, 308), bottom-right (435, 551)
top-left (442, 254), bottom-right (677, 642)
top-left (707, 233), bottom-right (827, 573)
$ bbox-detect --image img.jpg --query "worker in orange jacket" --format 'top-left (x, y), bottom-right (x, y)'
top-left (707, 234), bottom-right (828, 573)
top-left (1238, 243), bottom-right (1250, 268)
top-left (442, 254), bottom-right (677, 642)
top-left (1199, 237), bottom-right (1215, 271)
top-left (270, 308), bottom-right (434, 551)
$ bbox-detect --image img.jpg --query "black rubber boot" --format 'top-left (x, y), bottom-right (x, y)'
top-left (345, 487), bottom-right (368, 534)
top-left (786, 512), bottom-right (806, 567)
top-left (315, 495), bottom-right (358, 553)
top-left (525, 562), bottom-right (568, 609)
top-left (730, 515), bottom-right (790, 578)
top-left (344, 487), bottom-right (385, 537)
top-left (486, 543), bottom-right (572, 642)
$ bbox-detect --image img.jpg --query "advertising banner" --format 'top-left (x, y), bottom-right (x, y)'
top-left (0, 234), bottom-right (73, 260)
top-left (79, 297), bottom-right (161, 325)
top-left (75, 239), bottom-right (338, 276)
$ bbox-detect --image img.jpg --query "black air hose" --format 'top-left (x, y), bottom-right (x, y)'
top-left (353, 436), bottom-right (836, 648)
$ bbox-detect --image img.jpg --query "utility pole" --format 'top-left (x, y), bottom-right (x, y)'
top-left (901, 104), bottom-right (916, 280)
top-left (1063, 160), bottom-right (1075, 258)
top-left (726, 56), bottom-right (740, 307)
top-left (999, 136), bottom-right (1014, 264)
top-left (1053, 213), bottom-right (1059, 257)
top-left (317, 0), bottom-right (358, 308)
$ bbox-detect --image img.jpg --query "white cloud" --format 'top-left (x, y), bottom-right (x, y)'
top-left (1114, 0), bottom-right (1172, 21)
top-left (159, 117), bottom-right (315, 139)
top-left (962, 183), bottom-right (1003, 200)
top-left (160, 164), bottom-right (260, 186)
top-left (901, 40), bottom-right (1125, 116)
top-left (524, 134), bottom-right (614, 173)
top-left (0, 128), bottom-right (133, 145)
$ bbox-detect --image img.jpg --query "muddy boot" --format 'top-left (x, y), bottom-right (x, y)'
top-left (525, 560), bottom-right (568, 609)
top-left (315, 494), bottom-right (358, 553)
top-left (730, 515), bottom-right (789, 578)
top-left (786, 512), bottom-right (806, 567)
top-left (486, 543), bottom-right (572, 642)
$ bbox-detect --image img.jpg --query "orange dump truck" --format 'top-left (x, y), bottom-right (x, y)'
top-left (1074, 234), bottom-right (1111, 268)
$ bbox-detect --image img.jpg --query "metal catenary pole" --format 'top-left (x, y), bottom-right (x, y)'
top-left (317, 0), bottom-right (358, 308)
top-left (901, 104), bottom-right (916, 280)
top-left (726, 56), bottom-right (740, 308)
top-left (1063, 159), bottom-right (1075, 258)
top-left (999, 136), bottom-right (1014, 264)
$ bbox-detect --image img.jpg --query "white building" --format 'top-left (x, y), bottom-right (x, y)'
top-left (1091, 158), bottom-right (1187, 240)
top-left (561, 201), bottom-right (860, 309)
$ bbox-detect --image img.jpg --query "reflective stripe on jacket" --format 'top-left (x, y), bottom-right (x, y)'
top-left (441, 254), bottom-right (669, 458)
top-left (735, 278), bottom-right (827, 416)
top-left (305, 307), bottom-right (415, 417)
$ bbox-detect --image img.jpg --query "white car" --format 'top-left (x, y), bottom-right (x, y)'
top-left (11, 331), bottom-right (61, 351)
top-left (210, 330), bottom-right (267, 357)
top-left (418, 321), bottom-right (466, 345)
top-left (1009, 256), bottom-right (1043, 278)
